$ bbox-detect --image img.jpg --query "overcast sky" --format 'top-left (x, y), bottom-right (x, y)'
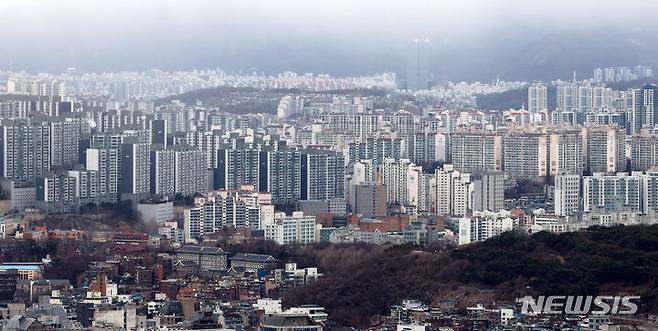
top-left (1, 0), bottom-right (657, 81)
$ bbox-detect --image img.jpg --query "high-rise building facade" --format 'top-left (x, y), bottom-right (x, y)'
top-left (585, 125), bottom-right (625, 173)
top-left (173, 146), bottom-right (207, 197)
top-left (215, 148), bottom-right (262, 191)
top-left (434, 164), bottom-right (473, 217)
top-left (411, 132), bottom-right (446, 164)
top-left (86, 147), bottom-right (120, 203)
top-left (503, 128), bottom-right (547, 180)
top-left (348, 137), bottom-right (403, 167)
top-left (583, 172), bottom-right (643, 213)
top-left (150, 147), bottom-right (176, 197)
top-left (36, 173), bottom-right (78, 213)
top-left (351, 182), bottom-right (387, 218)
top-left (471, 172), bottom-right (505, 212)
top-left (642, 84), bottom-right (658, 128)
top-left (120, 142), bottom-right (151, 199)
top-left (261, 150), bottom-right (302, 205)
top-left (547, 126), bottom-right (586, 176)
top-left (630, 132), bottom-right (658, 171)
top-left (554, 174), bottom-right (581, 216)
top-left (379, 158), bottom-right (419, 207)
top-left (450, 130), bottom-right (503, 173)
top-left (406, 38), bottom-right (431, 91)
top-left (0, 119), bottom-right (52, 186)
top-left (301, 150), bottom-right (345, 201)
top-left (50, 117), bottom-right (82, 168)
top-left (528, 82), bottom-right (547, 113)
top-left (183, 188), bottom-right (275, 242)
top-left (458, 211), bottom-right (516, 245)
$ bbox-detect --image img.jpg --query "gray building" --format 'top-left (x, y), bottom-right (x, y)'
top-left (472, 172), bottom-right (504, 212)
top-left (301, 149), bottom-right (345, 201)
top-left (120, 142), bottom-right (151, 200)
top-left (296, 198), bottom-right (346, 216)
top-left (351, 182), bottom-right (386, 218)
top-left (149, 119), bottom-right (167, 148)
top-left (49, 117), bottom-right (82, 168)
top-left (230, 253), bottom-right (277, 271)
top-left (172, 145), bottom-right (207, 196)
top-left (585, 125), bottom-right (625, 173)
top-left (36, 173), bottom-right (78, 213)
top-left (0, 180), bottom-right (36, 212)
top-left (503, 129), bottom-right (546, 180)
top-left (630, 132), bottom-right (658, 171)
top-left (215, 147), bottom-right (262, 191)
top-left (0, 119), bottom-right (51, 186)
top-left (261, 150), bottom-right (302, 204)
top-left (406, 38), bottom-right (431, 91)
top-left (86, 147), bottom-right (120, 203)
top-left (137, 199), bottom-right (173, 224)
top-left (528, 82), bottom-right (547, 113)
top-left (150, 146), bottom-right (175, 196)
top-left (175, 245), bottom-right (228, 271)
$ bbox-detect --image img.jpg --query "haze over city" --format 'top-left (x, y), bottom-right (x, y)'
top-left (2, 0), bottom-right (658, 80)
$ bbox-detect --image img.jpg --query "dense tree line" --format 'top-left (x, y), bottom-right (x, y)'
top-left (476, 86), bottom-right (557, 111)
top-left (281, 225), bottom-right (658, 327)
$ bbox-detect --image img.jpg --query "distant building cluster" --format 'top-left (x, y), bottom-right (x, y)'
top-left (593, 65), bottom-right (653, 83)
top-left (1, 69), bottom-right (658, 248)
top-left (0, 69), bottom-right (397, 101)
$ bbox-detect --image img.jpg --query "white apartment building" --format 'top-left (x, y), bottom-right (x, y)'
top-left (583, 172), bottom-right (644, 213)
top-left (554, 174), bottom-right (581, 216)
top-left (379, 158), bottom-right (421, 207)
top-left (265, 211), bottom-right (317, 245)
top-left (434, 164), bottom-right (473, 217)
top-left (183, 186), bottom-right (275, 242)
top-left (527, 82), bottom-right (547, 113)
top-left (458, 210), bottom-right (517, 245)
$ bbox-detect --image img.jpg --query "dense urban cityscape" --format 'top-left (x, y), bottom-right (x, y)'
top-left (1, 1), bottom-right (658, 330)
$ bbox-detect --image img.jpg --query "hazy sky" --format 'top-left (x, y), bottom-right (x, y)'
top-left (2, 0), bottom-right (657, 81)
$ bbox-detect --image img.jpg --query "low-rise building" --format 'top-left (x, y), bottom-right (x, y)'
top-left (274, 263), bottom-right (321, 286)
top-left (265, 212), bottom-right (317, 245)
top-left (296, 198), bottom-right (346, 216)
top-left (458, 210), bottom-right (517, 245)
top-left (175, 245), bottom-right (228, 272)
top-left (137, 199), bottom-right (173, 224)
top-left (0, 263), bottom-right (44, 280)
top-left (261, 313), bottom-right (322, 331)
top-left (230, 253), bottom-right (278, 271)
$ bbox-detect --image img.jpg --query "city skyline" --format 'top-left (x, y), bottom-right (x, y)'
top-left (0, 1), bottom-right (657, 330)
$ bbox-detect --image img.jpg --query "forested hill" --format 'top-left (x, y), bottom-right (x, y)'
top-left (155, 86), bottom-right (298, 114)
top-left (476, 86), bottom-right (557, 111)
top-left (283, 225), bottom-right (658, 327)
top-left (476, 79), bottom-right (658, 111)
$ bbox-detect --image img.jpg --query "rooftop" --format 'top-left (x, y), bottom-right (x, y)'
top-left (231, 253), bottom-right (277, 263)
top-left (262, 314), bottom-right (321, 327)
top-left (176, 245), bottom-right (226, 255)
